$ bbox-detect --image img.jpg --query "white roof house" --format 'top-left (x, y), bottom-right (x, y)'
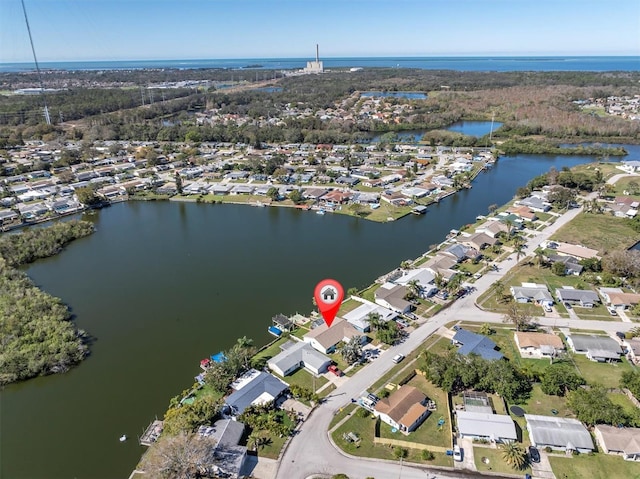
top-left (342, 302), bottom-right (397, 332)
top-left (456, 411), bottom-right (517, 443)
top-left (267, 340), bottom-right (332, 377)
top-left (565, 334), bottom-right (622, 362)
top-left (525, 414), bottom-right (594, 453)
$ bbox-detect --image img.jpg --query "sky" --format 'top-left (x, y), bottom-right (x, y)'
top-left (1, 0), bottom-right (639, 63)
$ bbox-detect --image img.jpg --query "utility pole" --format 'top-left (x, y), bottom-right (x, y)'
top-left (21, 0), bottom-right (50, 125)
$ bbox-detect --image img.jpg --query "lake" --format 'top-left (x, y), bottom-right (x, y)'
top-left (368, 120), bottom-right (504, 143)
top-left (0, 147), bottom-right (637, 478)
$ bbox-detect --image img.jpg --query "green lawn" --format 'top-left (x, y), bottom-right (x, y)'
top-left (274, 367), bottom-right (328, 393)
top-left (551, 212), bottom-right (640, 254)
top-left (256, 410), bottom-right (294, 459)
top-left (329, 403), bottom-right (357, 430)
top-left (571, 353), bottom-right (635, 388)
top-left (359, 283), bottom-right (382, 303)
top-left (338, 298), bottom-right (362, 315)
top-left (549, 453), bottom-right (640, 479)
top-left (513, 384), bottom-right (573, 419)
top-left (252, 336), bottom-right (289, 366)
top-left (331, 413), bottom-right (453, 467)
top-left (473, 446), bottom-right (532, 476)
top-left (377, 374), bottom-right (452, 449)
top-left (607, 392), bottom-right (640, 418)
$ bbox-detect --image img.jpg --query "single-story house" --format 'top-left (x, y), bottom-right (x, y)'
top-left (547, 255), bottom-right (584, 276)
top-left (526, 414), bottom-right (594, 453)
top-left (202, 419), bottom-right (248, 478)
top-left (373, 385), bottom-right (431, 434)
top-left (555, 243), bottom-right (600, 260)
top-left (452, 326), bottom-right (503, 360)
top-left (555, 287), bottom-right (600, 308)
top-left (303, 317), bottom-right (363, 354)
top-left (604, 291), bottom-right (640, 310)
top-left (0, 208), bottom-right (20, 227)
top-left (594, 425), bottom-right (640, 461)
top-left (459, 232), bottom-right (498, 251)
top-left (510, 283), bottom-right (553, 305)
top-left (342, 302), bottom-right (397, 333)
top-left (624, 337), bottom-right (640, 364)
top-left (517, 196), bottom-right (551, 212)
top-left (565, 334), bottom-right (622, 362)
top-left (475, 220), bottom-right (511, 238)
top-left (230, 185), bottom-right (254, 195)
top-left (456, 411), bottom-right (517, 443)
top-left (514, 331), bottom-right (565, 359)
top-left (442, 243), bottom-right (480, 263)
top-left (394, 268), bottom-right (435, 291)
top-left (267, 340), bottom-right (332, 376)
top-left (374, 283), bottom-right (413, 314)
top-left (225, 370), bottom-right (288, 415)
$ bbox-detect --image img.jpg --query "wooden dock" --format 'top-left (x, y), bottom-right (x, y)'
top-left (139, 420), bottom-right (163, 446)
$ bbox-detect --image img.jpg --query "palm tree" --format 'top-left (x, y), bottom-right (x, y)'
top-left (407, 279), bottom-right (422, 299)
top-left (534, 248), bottom-right (546, 269)
top-left (339, 336), bottom-right (363, 365)
top-left (500, 441), bottom-right (527, 470)
top-left (434, 272), bottom-right (445, 290)
top-left (491, 279), bottom-right (507, 304)
top-left (367, 312), bottom-right (383, 331)
top-left (504, 218), bottom-right (514, 238)
top-left (512, 235), bottom-right (525, 262)
top-left (247, 431), bottom-right (272, 451)
top-left (445, 274), bottom-right (462, 296)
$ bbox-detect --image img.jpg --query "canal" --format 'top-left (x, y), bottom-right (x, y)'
top-left (0, 147), bottom-right (637, 478)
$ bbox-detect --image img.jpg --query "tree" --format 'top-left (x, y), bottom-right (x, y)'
top-left (547, 185), bottom-right (575, 209)
top-left (533, 248), bottom-right (547, 268)
top-left (541, 364), bottom-right (585, 395)
top-left (247, 431), bottom-right (272, 451)
top-left (406, 279), bottom-right (421, 299)
top-left (551, 261), bottom-right (566, 276)
top-left (138, 432), bottom-right (217, 479)
top-left (74, 186), bottom-right (101, 206)
top-left (567, 385), bottom-right (628, 426)
top-left (393, 446), bottom-right (408, 460)
top-left (347, 287), bottom-right (359, 297)
top-left (621, 370), bottom-right (640, 399)
top-left (491, 279), bottom-right (509, 304)
top-left (479, 323), bottom-right (494, 336)
top-left (500, 441), bottom-right (527, 470)
top-left (602, 250), bottom-right (640, 279)
top-left (627, 180), bottom-right (640, 195)
top-left (488, 203), bottom-right (498, 215)
top-left (288, 189), bottom-right (302, 204)
top-left (266, 187), bottom-right (280, 201)
top-left (503, 302), bottom-right (533, 331)
top-left (175, 172), bottom-right (183, 195)
top-left (512, 235), bottom-right (526, 262)
top-left (339, 336), bottom-right (364, 365)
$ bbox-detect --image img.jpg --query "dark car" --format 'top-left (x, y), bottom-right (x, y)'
top-left (616, 331), bottom-right (626, 340)
top-left (529, 446), bottom-right (540, 463)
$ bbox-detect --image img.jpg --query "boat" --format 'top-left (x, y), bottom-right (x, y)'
top-left (268, 325), bottom-right (282, 337)
top-left (316, 209), bottom-right (325, 215)
top-left (119, 435), bottom-right (127, 442)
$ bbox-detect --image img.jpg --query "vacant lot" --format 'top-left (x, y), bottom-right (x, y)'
top-left (551, 212), bottom-right (640, 254)
top-left (549, 453), bottom-right (640, 479)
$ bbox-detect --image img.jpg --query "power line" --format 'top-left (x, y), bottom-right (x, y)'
top-left (21, 0), bottom-right (51, 125)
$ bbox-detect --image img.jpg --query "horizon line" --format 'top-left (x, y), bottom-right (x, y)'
top-left (2, 53), bottom-right (639, 65)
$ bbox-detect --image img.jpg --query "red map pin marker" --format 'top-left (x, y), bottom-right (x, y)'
top-left (314, 279), bottom-right (344, 328)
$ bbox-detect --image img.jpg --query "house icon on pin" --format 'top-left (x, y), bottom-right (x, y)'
top-left (322, 287), bottom-right (337, 301)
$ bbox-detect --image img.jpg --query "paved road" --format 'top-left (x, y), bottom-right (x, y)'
top-left (276, 201), bottom-right (634, 479)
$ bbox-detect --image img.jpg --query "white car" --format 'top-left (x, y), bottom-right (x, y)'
top-left (453, 445), bottom-right (463, 461)
top-left (543, 304), bottom-right (553, 313)
top-left (392, 354), bottom-right (405, 364)
top-left (608, 307), bottom-right (618, 316)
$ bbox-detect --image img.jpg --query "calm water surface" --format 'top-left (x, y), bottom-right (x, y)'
top-left (1, 147), bottom-right (638, 478)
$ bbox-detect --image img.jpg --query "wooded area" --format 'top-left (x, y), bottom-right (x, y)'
top-left (0, 220), bottom-right (94, 385)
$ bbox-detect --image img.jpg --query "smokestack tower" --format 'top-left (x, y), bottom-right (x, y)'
top-left (303, 44), bottom-right (324, 74)
top-left (316, 44), bottom-right (319, 63)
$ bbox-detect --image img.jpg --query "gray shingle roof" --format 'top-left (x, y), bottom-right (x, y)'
top-left (526, 414), bottom-right (594, 451)
top-left (225, 371), bottom-right (288, 414)
top-left (456, 411), bottom-right (517, 441)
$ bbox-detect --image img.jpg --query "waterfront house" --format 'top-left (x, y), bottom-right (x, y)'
top-left (459, 232), bottom-right (498, 251)
top-left (373, 385), bottom-right (431, 434)
top-left (555, 287), bottom-right (600, 308)
top-left (267, 340), bottom-right (332, 377)
top-left (272, 313), bottom-right (294, 332)
top-left (0, 209), bottom-right (20, 227)
top-left (343, 302), bottom-right (397, 332)
top-left (303, 318), bottom-right (363, 354)
top-left (526, 415), bottom-right (594, 453)
top-left (475, 220), bottom-right (510, 238)
top-left (594, 425), bottom-right (640, 461)
top-left (565, 334), bottom-right (622, 362)
top-left (514, 331), bottom-right (565, 359)
top-left (451, 326), bottom-right (503, 360)
top-left (209, 184), bottom-right (232, 195)
top-left (204, 418), bottom-right (248, 478)
top-left (224, 369), bottom-right (288, 415)
top-left (374, 283), bottom-right (413, 314)
top-left (517, 195), bottom-right (551, 212)
top-left (455, 411), bottom-right (517, 443)
top-left (230, 185), bottom-right (254, 195)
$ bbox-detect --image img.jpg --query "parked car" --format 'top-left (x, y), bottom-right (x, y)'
top-left (392, 354), bottom-right (405, 364)
top-left (529, 446), bottom-right (540, 463)
top-left (327, 365), bottom-right (343, 376)
top-left (396, 319), bottom-right (409, 328)
top-left (543, 304), bottom-right (553, 313)
top-left (453, 445), bottom-right (463, 462)
top-left (616, 331), bottom-right (626, 340)
top-left (608, 306), bottom-right (618, 316)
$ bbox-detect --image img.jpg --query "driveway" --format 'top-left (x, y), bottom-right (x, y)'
top-left (531, 448), bottom-right (556, 479)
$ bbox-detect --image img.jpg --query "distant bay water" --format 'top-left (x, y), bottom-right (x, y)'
top-left (1, 56), bottom-right (639, 73)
